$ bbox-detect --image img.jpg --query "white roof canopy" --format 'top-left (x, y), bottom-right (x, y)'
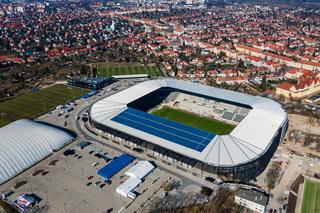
top-left (125, 161), bottom-right (155, 180)
top-left (90, 79), bottom-right (287, 167)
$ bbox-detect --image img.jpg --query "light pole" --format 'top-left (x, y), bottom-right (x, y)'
top-left (45, 190), bottom-right (48, 205)
top-left (0, 85), bottom-right (6, 101)
top-left (63, 202), bottom-right (67, 213)
top-left (81, 167), bottom-right (84, 179)
top-left (42, 99), bottom-right (47, 114)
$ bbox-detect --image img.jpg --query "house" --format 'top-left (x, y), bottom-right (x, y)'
top-left (234, 188), bottom-right (269, 213)
top-left (284, 68), bottom-right (311, 79)
top-left (216, 76), bottom-right (247, 85)
top-left (276, 73), bottom-right (320, 99)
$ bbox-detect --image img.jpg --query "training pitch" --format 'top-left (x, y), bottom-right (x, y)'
top-left (152, 106), bottom-right (236, 135)
top-left (301, 179), bottom-right (320, 213)
top-left (0, 84), bottom-right (89, 127)
top-left (97, 64), bottom-right (162, 77)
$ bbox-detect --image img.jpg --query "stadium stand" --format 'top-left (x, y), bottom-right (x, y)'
top-left (222, 111), bottom-right (235, 120)
top-left (90, 79), bottom-right (288, 181)
top-left (171, 93), bottom-right (249, 124)
top-left (233, 114), bottom-right (246, 123)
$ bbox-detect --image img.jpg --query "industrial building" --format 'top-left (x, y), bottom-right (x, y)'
top-left (89, 79), bottom-right (288, 181)
top-left (67, 77), bottom-right (114, 90)
top-left (97, 154), bottom-right (135, 180)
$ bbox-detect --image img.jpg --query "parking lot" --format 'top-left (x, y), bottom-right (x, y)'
top-left (0, 139), bottom-right (179, 213)
top-left (0, 80), bottom-right (222, 213)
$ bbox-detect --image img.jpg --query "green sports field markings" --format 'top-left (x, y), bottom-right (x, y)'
top-left (301, 179), bottom-right (320, 213)
top-left (0, 84), bottom-right (90, 127)
top-left (97, 65), bottom-right (162, 77)
top-left (152, 106), bottom-right (236, 135)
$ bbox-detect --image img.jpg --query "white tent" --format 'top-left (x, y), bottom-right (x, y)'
top-left (0, 119), bottom-right (74, 185)
top-left (116, 177), bottom-right (141, 198)
top-left (125, 161), bottom-right (155, 180)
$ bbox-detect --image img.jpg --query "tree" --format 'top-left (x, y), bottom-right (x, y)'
top-left (219, 51), bottom-right (226, 58)
top-left (238, 59), bottom-right (245, 69)
top-left (260, 77), bottom-right (268, 91)
top-left (163, 182), bottom-right (174, 193)
top-left (266, 162), bottom-right (281, 192)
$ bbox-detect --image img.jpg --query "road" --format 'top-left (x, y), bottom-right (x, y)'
top-left (74, 105), bottom-right (210, 191)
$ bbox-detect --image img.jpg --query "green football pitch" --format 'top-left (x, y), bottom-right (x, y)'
top-left (152, 106), bottom-right (236, 135)
top-left (97, 64), bottom-right (162, 77)
top-left (0, 84), bottom-right (89, 127)
top-left (301, 179), bottom-right (320, 213)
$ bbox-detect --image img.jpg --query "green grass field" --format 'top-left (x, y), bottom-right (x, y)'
top-left (97, 64), bottom-right (162, 77)
top-left (0, 84), bottom-right (89, 127)
top-left (301, 179), bottom-right (320, 213)
top-left (152, 106), bottom-right (236, 135)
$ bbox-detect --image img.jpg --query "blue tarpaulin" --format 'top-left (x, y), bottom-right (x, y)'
top-left (97, 154), bottom-right (135, 180)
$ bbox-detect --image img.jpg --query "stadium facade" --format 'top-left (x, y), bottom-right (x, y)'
top-left (89, 79), bottom-right (288, 181)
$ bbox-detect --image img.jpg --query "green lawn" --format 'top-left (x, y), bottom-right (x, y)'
top-left (0, 84), bottom-right (89, 127)
top-left (152, 106), bottom-right (236, 135)
top-left (301, 179), bottom-right (320, 213)
top-left (97, 64), bottom-right (162, 77)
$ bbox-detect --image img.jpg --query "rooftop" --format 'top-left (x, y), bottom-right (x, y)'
top-left (90, 79), bottom-right (287, 167)
top-left (236, 188), bottom-right (269, 206)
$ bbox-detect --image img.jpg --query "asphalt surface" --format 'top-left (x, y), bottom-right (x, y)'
top-left (74, 96), bottom-right (204, 192)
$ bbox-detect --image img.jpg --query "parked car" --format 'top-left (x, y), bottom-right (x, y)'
top-left (203, 177), bottom-right (215, 183)
top-left (105, 180), bottom-right (112, 185)
top-left (1, 191), bottom-right (14, 200)
top-left (92, 162), bottom-right (99, 167)
top-left (106, 208), bottom-right (113, 213)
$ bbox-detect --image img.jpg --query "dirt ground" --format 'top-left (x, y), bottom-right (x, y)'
top-left (288, 114), bottom-right (320, 136)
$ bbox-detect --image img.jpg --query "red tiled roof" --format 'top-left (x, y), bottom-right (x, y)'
top-left (237, 44), bottom-right (261, 53)
top-left (299, 60), bottom-right (320, 67)
top-left (217, 76), bottom-right (246, 82)
top-left (277, 82), bottom-right (293, 91)
top-left (245, 54), bottom-right (260, 62)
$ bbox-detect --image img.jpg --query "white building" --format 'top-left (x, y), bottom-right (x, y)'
top-left (234, 188), bottom-right (269, 213)
top-left (125, 161), bottom-right (155, 180)
top-left (116, 177), bottom-right (141, 198)
top-left (116, 161), bottom-right (155, 198)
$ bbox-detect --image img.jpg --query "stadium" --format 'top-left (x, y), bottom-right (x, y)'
top-left (89, 79), bottom-right (288, 181)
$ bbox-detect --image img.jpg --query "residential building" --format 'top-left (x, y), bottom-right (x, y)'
top-left (234, 188), bottom-right (269, 213)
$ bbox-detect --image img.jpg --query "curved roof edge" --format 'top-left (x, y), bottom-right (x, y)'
top-left (90, 79), bottom-right (287, 167)
top-left (0, 119), bottom-right (75, 185)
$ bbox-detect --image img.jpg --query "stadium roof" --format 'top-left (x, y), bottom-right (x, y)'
top-left (90, 79), bottom-right (287, 167)
top-left (0, 119), bottom-right (74, 185)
